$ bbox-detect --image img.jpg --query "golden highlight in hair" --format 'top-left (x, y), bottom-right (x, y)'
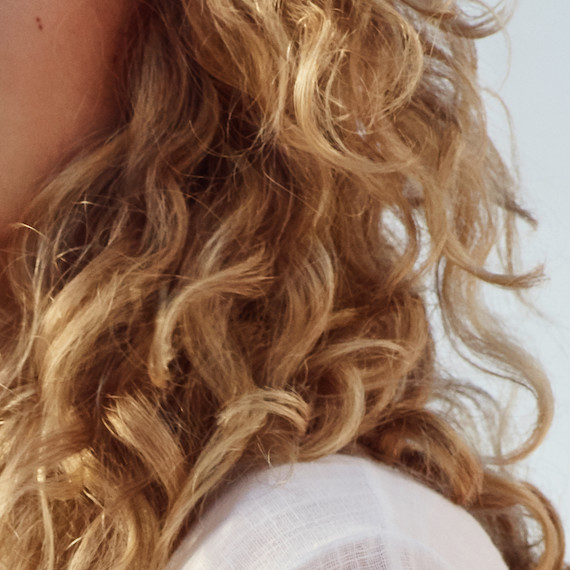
top-left (0, 0), bottom-right (567, 568)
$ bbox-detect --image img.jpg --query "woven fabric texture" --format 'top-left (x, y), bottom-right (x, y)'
top-left (168, 454), bottom-right (507, 569)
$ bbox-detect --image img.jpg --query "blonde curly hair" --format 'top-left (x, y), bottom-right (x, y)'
top-left (0, 0), bottom-right (566, 568)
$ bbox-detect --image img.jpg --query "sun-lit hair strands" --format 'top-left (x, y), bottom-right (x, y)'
top-left (154, 386), bottom-right (311, 566)
top-left (0, 0), bottom-right (567, 568)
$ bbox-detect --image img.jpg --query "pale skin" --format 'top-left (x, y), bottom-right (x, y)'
top-left (0, 0), bottom-right (131, 240)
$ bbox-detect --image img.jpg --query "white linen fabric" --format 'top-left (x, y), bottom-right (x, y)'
top-left (167, 454), bottom-right (508, 569)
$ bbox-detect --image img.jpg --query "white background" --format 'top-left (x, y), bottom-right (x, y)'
top-left (476, 0), bottom-right (570, 552)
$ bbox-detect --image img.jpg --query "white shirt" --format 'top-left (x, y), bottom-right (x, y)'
top-left (167, 454), bottom-right (507, 569)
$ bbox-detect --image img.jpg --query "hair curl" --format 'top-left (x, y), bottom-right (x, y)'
top-left (0, 0), bottom-right (567, 568)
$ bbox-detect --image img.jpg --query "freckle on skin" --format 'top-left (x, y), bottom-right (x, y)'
top-left (35, 17), bottom-right (44, 31)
